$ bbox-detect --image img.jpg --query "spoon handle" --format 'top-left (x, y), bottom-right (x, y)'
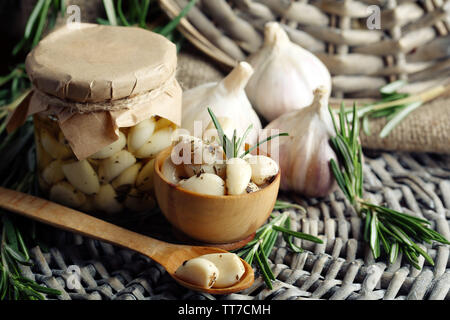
top-left (0, 187), bottom-right (174, 260)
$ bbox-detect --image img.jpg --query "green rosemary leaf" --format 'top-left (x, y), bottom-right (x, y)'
top-left (117, 0), bottom-right (130, 26)
top-left (330, 159), bottom-right (352, 202)
top-left (139, 0), bottom-right (150, 28)
top-left (380, 80), bottom-right (407, 95)
top-left (377, 221), bottom-right (390, 254)
top-left (103, 0), bottom-right (118, 26)
top-left (339, 102), bottom-right (347, 139)
top-left (32, 0), bottom-right (52, 48)
top-left (350, 103), bottom-right (358, 148)
top-left (254, 250), bottom-right (273, 289)
top-left (24, 0), bottom-right (46, 39)
top-left (258, 247), bottom-right (275, 280)
top-left (262, 229), bottom-right (278, 257)
top-left (361, 202), bottom-right (430, 225)
top-left (158, 0), bottom-right (198, 37)
top-left (236, 124), bottom-right (253, 158)
top-left (380, 101), bottom-right (422, 138)
top-left (411, 243), bottom-right (434, 266)
top-left (363, 209), bottom-right (371, 242)
top-left (2, 217), bottom-right (18, 252)
top-left (96, 17), bottom-right (111, 25)
top-left (4, 245), bottom-right (32, 266)
top-left (242, 133), bottom-right (289, 158)
top-left (283, 217), bottom-right (303, 253)
top-left (389, 242), bottom-right (399, 264)
top-left (24, 280), bottom-right (61, 295)
top-left (272, 226), bottom-right (323, 244)
top-left (273, 200), bottom-right (305, 212)
top-left (369, 211), bottom-right (380, 258)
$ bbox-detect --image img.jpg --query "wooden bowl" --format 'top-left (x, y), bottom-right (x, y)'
top-left (153, 147), bottom-right (280, 244)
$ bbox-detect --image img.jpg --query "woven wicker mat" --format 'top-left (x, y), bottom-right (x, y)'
top-left (19, 149), bottom-right (450, 301)
top-left (15, 49), bottom-right (450, 301)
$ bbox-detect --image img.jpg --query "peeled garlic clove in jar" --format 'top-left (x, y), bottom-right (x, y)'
top-left (178, 173), bottom-right (225, 196)
top-left (98, 150), bottom-right (136, 183)
top-left (90, 131), bottom-right (127, 160)
top-left (161, 157), bottom-right (185, 184)
top-left (134, 127), bottom-right (173, 159)
top-left (50, 181), bottom-right (86, 208)
top-left (136, 159), bottom-right (156, 192)
top-left (175, 258), bottom-right (219, 289)
top-left (40, 128), bottom-right (72, 159)
top-left (42, 160), bottom-right (65, 185)
top-left (246, 155), bottom-right (279, 185)
top-left (127, 118), bottom-right (156, 153)
top-left (226, 158), bottom-right (252, 195)
top-left (62, 160), bottom-right (100, 195)
top-left (200, 253), bottom-right (245, 288)
top-left (94, 184), bottom-right (123, 214)
top-left (111, 163), bottom-right (142, 191)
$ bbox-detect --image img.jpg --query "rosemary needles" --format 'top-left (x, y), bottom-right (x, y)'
top-left (329, 103), bottom-right (450, 269)
top-left (233, 210), bottom-right (322, 289)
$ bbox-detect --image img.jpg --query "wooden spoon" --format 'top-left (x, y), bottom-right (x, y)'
top-left (0, 187), bottom-right (254, 295)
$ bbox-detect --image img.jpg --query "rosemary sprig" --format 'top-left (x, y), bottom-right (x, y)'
top-left (207, 107), bottom-right (288, 159)
top-left (233, 211), bottom-right (322, 289)
top-left (343, 80), bottom-right (449, 138)
top-left (329, 104), bottom-right (450, 269)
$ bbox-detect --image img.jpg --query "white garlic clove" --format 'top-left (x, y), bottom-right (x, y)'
top-left (42, 160), bottom-right (65, 185)
top-left (226, 158), bottom-right (252, 195)
top-left (134, 128), bottom-right (173, 158)
top-left (178, 173), bottom-right (225, 196)
top-left (123, 188), bottom-right (156, 212)
top-left (174, 258), bottom-right (219, 289)
top-left (245, 181), bottom-right (260, 193)
top-left (90, 131), bottom-right (127, 159)
top-left (111, 163), bottom-right (142, 191)
top-left (246, 155), bottom-right (279, 185)
top-left (49, 181), bottom-right (86, 208)
top-left (171, 134), bottom-right (223, 166)
top-left (94, 184), bottom-right (123, 214)
top-left (40, 128), bottom-right (73, 160)
top-left (161, 157), bottom-right (186, 184)
top-left (200, 253), bottom-right (245, 288)
top-left (62, 160), bottom-right (100, 195)
top-left (35, 137), bottom-right (53, 171)
top-left (127, 118), bottom-right (156, 152)
top-left (136, 159), bottom-right (156, 192)
top-left (98, 150), bottom-right (136, 183)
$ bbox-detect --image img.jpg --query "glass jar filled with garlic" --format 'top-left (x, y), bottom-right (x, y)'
top-left (7, 24), bottom-right (182, 215)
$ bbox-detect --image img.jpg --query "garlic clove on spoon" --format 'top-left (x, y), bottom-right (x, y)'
top-left (246, 22), bottom-right (332, 121)
top-left (264, 86), bottom-right (337, 198)
top-left (181, 62), bottom-right (262, 145)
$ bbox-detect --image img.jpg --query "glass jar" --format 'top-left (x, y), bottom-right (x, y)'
top-left (34, 113), bottom-right (177, 214)
top-left (8, 23), bottom-right (182, 215)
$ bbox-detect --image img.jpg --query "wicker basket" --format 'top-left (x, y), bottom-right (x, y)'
top-left (158, 0), bottom-right (450, 99)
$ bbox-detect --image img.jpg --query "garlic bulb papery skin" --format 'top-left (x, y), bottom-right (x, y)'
top-left (246, 22), bottom-right (332, 122)
top-left (181, 61), bottom-right (262, 145)
top-left (264, 86), bottom-right (337, 198)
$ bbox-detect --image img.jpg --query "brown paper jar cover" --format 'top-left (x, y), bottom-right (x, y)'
top-left (7, 23), bottom-right (182, 160)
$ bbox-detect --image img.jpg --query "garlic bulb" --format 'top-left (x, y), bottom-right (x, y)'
top-left (181, 62), bottom-right (262, 145)
top-left (246, 22), bottom-right (332, 121)
top-left (264, 86), bottom-right (337, 198)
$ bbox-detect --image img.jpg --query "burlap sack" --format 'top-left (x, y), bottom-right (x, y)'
top-left (176, 48), bottom-right (450, 154)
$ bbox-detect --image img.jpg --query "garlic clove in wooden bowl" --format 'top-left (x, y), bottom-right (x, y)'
top-left (154, 146), bottom-right (280, 244)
